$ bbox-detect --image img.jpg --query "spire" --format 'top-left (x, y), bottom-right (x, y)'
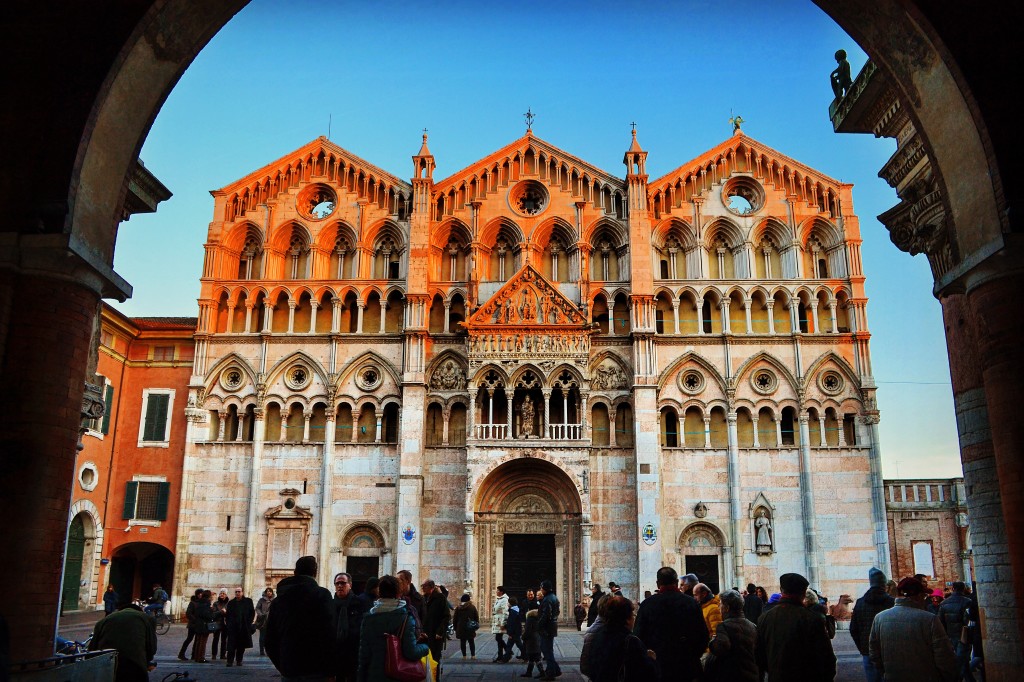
top-left (623, 123), bottom-right (648, 176)
top-left (413, 128), bottom-right (434, 181)
top-left (417, 129), bottom-right (432, 156)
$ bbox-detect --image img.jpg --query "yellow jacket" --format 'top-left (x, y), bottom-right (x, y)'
top-left (701, 595), bottom-right (723, 647)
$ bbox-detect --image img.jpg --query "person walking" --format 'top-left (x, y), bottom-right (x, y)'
top-left (703, 589), bottom-right (757, 682)
top-left (869, 576), bottom-right (957, 682)
top-left (755, 573), bottom-right (836, 682)
top-left (585, 595), bottom-right (659, 682)
top-left (938, 580), bottom-right (973, 671)
top-left (333, 572), bottom-right (366, 682)
top-left (503, 596), bottom-right (524, 661)
top-left (850, 567), bottom-right (895, 682)
top-left (211, 589), bottom-right (229, 659)
top-left (537, 580), bottom-right (562, 681)
top-left (521, 607), bottom-right (544, 679)
top-left (633, 566), bottom-right (707, 682)
top-left (452, 593), bottom-right (479, 659)
top-left (356, 575), bottom-right (430, 682)
top-left (88, 600), bottom-right (157, 682)
top-left (742, 582), bottom-right (763, 624)
top-left (265, 555), bottom-right (336, 682)
top-left (224, 587), bottom-right (255, 667)
top-left (574, 598), bottom-right (587, 631)
top-left (491, 585), bottom-right (510, 663)
top-left (587, 584), bottom-right (605, 627)
top-left (177, 588), bottom-right (203, 661)
top-left (255, 587), bottom-right (274, 656)
top-left (421, 579), bottom-right (450, 679)
top-left (191, 590), bottom-right (215, 663)
top-left (103, 585), bottom-right (119, 616)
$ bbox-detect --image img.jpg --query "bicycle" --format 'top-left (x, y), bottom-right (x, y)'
top-left (56, 633), bottom-right (92, 655)
top-left (134, 600), bottom-right (173, 635)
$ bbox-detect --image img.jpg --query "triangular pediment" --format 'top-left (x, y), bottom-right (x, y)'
top-left (647, 131), bottom-right (843, 198)
top-left (213, 136), bottom-right (411, 196)
top-left (433, 133), bottom-right (624, 196)
top-left (467, 264), bottom-right (587, 328)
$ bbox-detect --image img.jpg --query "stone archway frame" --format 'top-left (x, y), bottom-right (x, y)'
top-left (469, 455), bottom-right (586, 621)
top-left (335, 521), bottom-right (391, 585)
top-left (676, 521), bottom-right (731, 592)
top-left (68, 501), bottom-right (103, 611)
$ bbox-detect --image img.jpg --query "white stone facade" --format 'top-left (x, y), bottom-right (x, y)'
top-left (174, 129), bottom-right (889, 615)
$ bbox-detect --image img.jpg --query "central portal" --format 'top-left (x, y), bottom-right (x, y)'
top-left (472, 456), bottom-right (584, 620)
top-left (503, 533), bottom-right (555, 598)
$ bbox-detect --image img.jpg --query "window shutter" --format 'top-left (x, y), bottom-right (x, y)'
top-left (143, 393), bottom-right (170, 441)
top-left (122, 481), bottom-right (139, 520)
top-left (156, 482), bottom-right (171, 521)
top-left (101, 384), bottom-right (114, 435)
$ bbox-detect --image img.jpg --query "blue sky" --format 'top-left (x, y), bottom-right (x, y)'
top-left (119, 0), bottom-right (962, 478)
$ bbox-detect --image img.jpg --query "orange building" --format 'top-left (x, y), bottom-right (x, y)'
top-left (64, 304), bottom-right (196, 612)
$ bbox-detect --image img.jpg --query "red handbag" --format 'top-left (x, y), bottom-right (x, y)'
top-left (383, 615), bottom-right (426, 682)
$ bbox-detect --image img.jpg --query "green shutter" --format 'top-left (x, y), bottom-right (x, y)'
top-left (101, 384), bottom-right (114, 435)
top-left (143, 393), bottom-right (169, 441)
top-left (155, 482), bottom-right (171, 521)
top-left (122, 481), bottom-right (139, 519)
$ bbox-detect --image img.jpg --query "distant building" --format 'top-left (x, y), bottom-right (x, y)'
top-left (884, 477), bottom-right (972, 587)
top-left (65, 304), bottom-right (195, 611)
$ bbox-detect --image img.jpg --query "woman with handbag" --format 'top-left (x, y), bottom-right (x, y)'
top-left (192, 590), bottom-right (216, 663)
top-left (255, 587), bottom-right (274, 656)
top-left (452, 593), bottom-right (479, 659)
top-left (357, 575), bottom-right (430, 682)
top-left (211, 590), bottom-right (229, 659)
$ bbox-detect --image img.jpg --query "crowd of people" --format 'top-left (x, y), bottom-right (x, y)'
top-left (82, 558), bottom-right (981, 682)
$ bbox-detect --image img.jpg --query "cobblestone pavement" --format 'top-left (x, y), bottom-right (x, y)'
top-left (59, 620), bottom-right (864, 681)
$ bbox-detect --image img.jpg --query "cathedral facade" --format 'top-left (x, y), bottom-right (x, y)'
top-left (174, 127), bottom-right (888, 615)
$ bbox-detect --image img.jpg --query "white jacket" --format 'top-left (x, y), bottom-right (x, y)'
top-left (491, 593), bottom-right (509, 634)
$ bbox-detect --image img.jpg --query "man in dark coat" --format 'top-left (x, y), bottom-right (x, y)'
top-left (224, 587), bottom-right (256, 666)
top-left (265, 555), bottom-right (336, 682)
top-left (397, 569), bottom-right (426, 630)
top-left (587, 584), bottom-right (605, 627)
top-left (743, 582), bottom-right (763, 623)
top-left (633, 566), bottom-right (708, 682)
top-left (333, 572), bottom-right (366, 682)
top-left (421, 579), bottom-right (451, 677)
top-left (756, 572), bottom-right (837, 682)
top-left (502, 596), bottom-right (524, 661)
top-left (537, 580), bottom-right (562, 680)
top-left (89, 601), bottom-right (157, 682)
top-left (849, 567), bottom-right (895, 682)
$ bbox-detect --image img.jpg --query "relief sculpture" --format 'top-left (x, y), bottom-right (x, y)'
top-left (430, 359), bottom-right (466, 391)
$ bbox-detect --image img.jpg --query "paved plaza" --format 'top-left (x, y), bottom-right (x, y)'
top-left (60, 615), bottom-right (864, 681)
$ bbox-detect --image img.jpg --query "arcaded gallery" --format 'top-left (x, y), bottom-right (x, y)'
top-left (174, 126), bottom-right (888, 617)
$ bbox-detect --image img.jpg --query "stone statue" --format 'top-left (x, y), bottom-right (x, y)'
top-left (431, 359), bottom-right (465, 391)
top-left (520, 398), bottom-right (535, 438)
top-left (830, 49), bottom-right (853, 100)
top-left (755, 510), bottom-right (773, 551)
top-left (521, 293), bottom-right (536, 323)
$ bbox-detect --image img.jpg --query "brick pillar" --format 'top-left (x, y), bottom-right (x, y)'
top-left (942, 277), bottom-right (1024, 678)
top-left (0, 272), bottom-right (101, 659)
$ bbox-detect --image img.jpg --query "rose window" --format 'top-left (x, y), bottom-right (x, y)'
top-left (356, 366), bottom-right (383, 390)
top-left (680, 370), bottom-right (705, 394)
top-left (297, 184), bottom-right (337, 221)
top-left (285, 364), bottom-right (312, 390)
top-left (508, 180), bottom-right (549, 217)
top-left (819, 370), bottom-right (844, 395)
top-left (751, 369), bottom-right (778, 394)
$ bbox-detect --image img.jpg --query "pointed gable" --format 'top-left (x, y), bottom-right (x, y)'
top-left (467, 263), bottom-right (587, 329)
top-left (647, 132), bottom-right (845, 213)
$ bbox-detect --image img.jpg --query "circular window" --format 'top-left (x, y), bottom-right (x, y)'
top-left (220, 367), bottom-right (246, 391)
top-left (508, 180), bottom-right (549, 217)
top-left (78, 462), bottom-right (98, 492)
top-left (356, 366), bottom-right (382, 391)
top-left (297, 184), bottom-right (337, 221)
top-left (819, 370), bottom-right (844, 395)
top-left (284, 364), bottom-right (312, 390)
top-left (722, 176), bottom-right (765, 216)
top-left (750, 369), bottom-right (778, 395)
top-left (284, 497), bottom-right (296, 510)
top-left (679, 370), bottom-right (706, 395)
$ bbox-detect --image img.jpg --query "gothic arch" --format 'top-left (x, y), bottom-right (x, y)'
top-left (732, 352), bottom-right (800, 396)
top-left (797, 216), bottom-right (845, 250)
top-left (265, 350), bottom-right (330, 390)
top-left (473, 455), bottom-right (583, 516)
top-left (426, 350), bottom-right (468, 392)
top-left (658, 351), bottom-right (728, 394)
top-left (204, 353), bottom-right (259, 392)
top-left (804, 351), bottom-right (861, 391)
top-left (335, 351), bottom-right (401, 391)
